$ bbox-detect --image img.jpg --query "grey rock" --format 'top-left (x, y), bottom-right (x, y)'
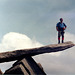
top-left (4, 56), bottom-right (46, 75)
top-left (0, 41), bottom-right (74, 63)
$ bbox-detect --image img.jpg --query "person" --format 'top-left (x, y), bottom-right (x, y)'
top-left (56, 18), bottom-right (67, 44)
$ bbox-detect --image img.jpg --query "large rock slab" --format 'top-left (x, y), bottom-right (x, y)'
top-left (0, 41), bottom-right (74, 63)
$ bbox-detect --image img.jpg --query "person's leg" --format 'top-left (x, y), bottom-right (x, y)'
top-left (58, 31), bottom-right (60, 44)
top-left (61, 31), bottom-right (64, 43)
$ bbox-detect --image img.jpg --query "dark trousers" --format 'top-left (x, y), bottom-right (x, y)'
top-left (58, 31), bottom-right (64, 44)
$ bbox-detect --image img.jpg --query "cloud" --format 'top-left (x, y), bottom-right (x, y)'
top-left (64, 32), bottom-right (75, 43)
top-left (0, 32), bottom-right (43, 52)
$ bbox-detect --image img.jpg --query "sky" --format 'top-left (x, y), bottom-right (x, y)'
top-left (0, 0), bottom-right (75, 74)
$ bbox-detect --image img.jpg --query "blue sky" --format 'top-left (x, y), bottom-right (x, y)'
top-left (0, 0), bottom-right (75, 74)
top-left (0, 0), bottom-right (75, 44)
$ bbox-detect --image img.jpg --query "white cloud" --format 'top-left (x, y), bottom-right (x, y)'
top-left (64, 32), bottom-right (75, 43)
top-left (0, 32), bottom-right (43, 52)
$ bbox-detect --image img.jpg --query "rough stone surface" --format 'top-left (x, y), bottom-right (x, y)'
top-left (4, 64), bottom-right (29, 75)
top-left (0, 41), bottom-right (74, 63)
top-left (4, 56), bottom-right (46, 75)
top-left (37, 63), bottom-right (44, 71)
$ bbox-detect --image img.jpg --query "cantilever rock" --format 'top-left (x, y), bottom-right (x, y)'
top-left (0, 41), bottom-right (74, 63)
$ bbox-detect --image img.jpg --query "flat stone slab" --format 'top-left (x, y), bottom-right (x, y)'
top-left (0, 41), bottom-right (74, 63)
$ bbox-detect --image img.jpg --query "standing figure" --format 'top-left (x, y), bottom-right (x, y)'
top-left (56, 18), bottom-right (67, 44)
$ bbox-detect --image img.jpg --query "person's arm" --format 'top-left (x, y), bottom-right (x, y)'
top-left (56, 23), bottom-right (59, 31)
top-left (63, 23), bottom-right (67, 30)
top-left (64, 26), bottom-right (67, 29)
top-left (56, 26), bottom-right (59, 31)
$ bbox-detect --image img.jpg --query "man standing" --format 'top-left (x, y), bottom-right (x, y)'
top-left (56, 18), bottom-right (67, 44)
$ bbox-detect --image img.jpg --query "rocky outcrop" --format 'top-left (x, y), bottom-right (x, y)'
top-left (1, 41), bottom-right (75, 75)
top-left (4, 56), bottom-right (46, 75)
top-left (0, 41), bottom-right (74, 63)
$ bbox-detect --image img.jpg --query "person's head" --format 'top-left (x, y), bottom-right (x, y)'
top-left (60, 18), bottom-right (63, 23)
